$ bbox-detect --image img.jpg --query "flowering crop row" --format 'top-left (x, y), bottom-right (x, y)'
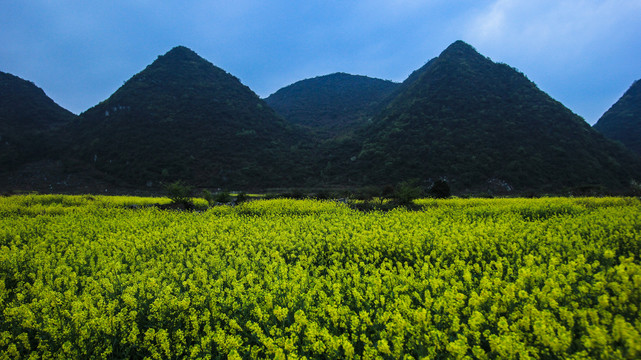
top-left (1, 196), bottom-right (640, 359)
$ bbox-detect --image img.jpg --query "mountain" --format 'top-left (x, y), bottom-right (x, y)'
top-left (265, 73), bottom-right (399, 137)
top-left (322, 41), bottom-right (641, 193)
top-left (65, 46), bottom-right (313, 189)
top-left (0, 71), bottom-right (76, 170)
top-left (593, 80), bottom-right (641, 155)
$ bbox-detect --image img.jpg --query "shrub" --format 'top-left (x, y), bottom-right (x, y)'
top-left (281, 190), bottom-right (307, 199)
top-left (354, 186), bottom-right (380, 201)
top-left (393, 179), bottom-right (423, 206)
top-left (312, 190), bottom-right (332, 200)
top-left (630, 180), bottom-right (641, 197)
top-left (429, 179), bottom-right (451, 199)
top-left (164, 181), bottom-right (193, 207)
top-left (215, 191), bottom-right (232, 204)
top-left (202, 190), bottom-right (215, 206)
top-left (235, 192), bottom-right (249, 204)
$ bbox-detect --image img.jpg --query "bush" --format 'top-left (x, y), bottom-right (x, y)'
top-left (282, 190), bottom-right (307, 199)
top-left (354, 186), bottom-right (380, 201)
top-left (235, 192), bottom-right (249, 204)
top-left (214, 191), bottom-right (232, 204)
top-left (381, 185), bottom-right (395, 199)
top-left (312, 190), bottom-right (332, 200)
top-left (165, 181), bottom-right (193, 207)
top-left (629, 180), bottom-right (641, 197)
top-left (429, 179), bottom-right (451, 199)
top-left (202, 190), bottom-right (215, 206)
top-left (393, 180), bottom-right (423, 206)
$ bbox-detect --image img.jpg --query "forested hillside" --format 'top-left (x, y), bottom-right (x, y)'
top-left (265, 73), bottom-right (399, 138)
top-left (318, 41), bottom-right (641, 193)
top-left (1, 42), bottom-right (640, 195)
top-left (593, 80), bottom-right (641, 155)
top-left (64, 46), bottom-right (315, 189)
top-left (0, 71), bottom-right (76, 170)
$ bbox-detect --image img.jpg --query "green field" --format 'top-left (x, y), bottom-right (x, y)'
top-left (1, 195), bottom-right (640, 359)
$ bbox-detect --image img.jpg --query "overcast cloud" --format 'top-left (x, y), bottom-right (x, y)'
top-left (1, 0), bottom-right (639, 124)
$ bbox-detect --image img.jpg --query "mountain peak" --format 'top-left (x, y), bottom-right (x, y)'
top-left (0, 71), bottom-right (75, 128)
top-left (81, 44), bottom-right (246, 114)
top-left (163, 45), bottom-right (200, 58)
top-left (593, 79), bottom-right (641, 154)
top-left (446, 40), bottom-right (475, 50)
top-left (72, 46), bottom-right (306, 188)
top-left (151, 46), bottom-right (208, 67)
top-left (347, 41), bottom-right (641, 191)
top-left (0, 71), bottom-right (76, 170)
top-left (265, 73), bottom-right (400, 136)
top-left (439, 40), bottom-right (483, 60)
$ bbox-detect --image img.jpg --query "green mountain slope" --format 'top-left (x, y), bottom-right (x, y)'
top-left (0, 71), bottom-right (76, 169)
top-left (593, 80), bottom-right (641, 155)
top-left (265, 73), bottom-right (399, 137)
top-left (66, 46), bottom-right (313, 188)
top-left (323, 41), bottom-right (641, 193)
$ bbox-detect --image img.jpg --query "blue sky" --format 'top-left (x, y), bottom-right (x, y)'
top-left (1, 0), bottom-right (639, 124)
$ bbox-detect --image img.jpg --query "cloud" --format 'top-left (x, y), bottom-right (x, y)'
top-left (462, 0), bottom-right (641, 123)
top-left (466, 0), bottom-right (641, 61)
top-left (1, 0), bottom-right (638, 121)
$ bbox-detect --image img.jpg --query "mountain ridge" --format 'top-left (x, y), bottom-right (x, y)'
top-left (0, 71), bottom-right (76, 171)
top-left (265, 72), bottom-right (400, 138)
top-left (1, 42), bottom-right (640, 195)
top-left (320, 41), bottom-right (641, 192)
top-left (64, 46), bottom-right (313, 188)
top-left (593, 80), bottom-right (641, 155)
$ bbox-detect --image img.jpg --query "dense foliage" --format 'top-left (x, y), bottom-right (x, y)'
top-left (1, 195), bottom-right (640, 359)
top-left (64, 46), bottom-right (315, 188)
top-left (0, 71), bottom-right (76, 170)
top-left (265, 73), bottom-right (399, 138)
top-left (319, 41), bottom-right (641, 193)
top-left (593, 79), bottom-right (641, 155)
top-left (2, 42), bottom-right (641, 195)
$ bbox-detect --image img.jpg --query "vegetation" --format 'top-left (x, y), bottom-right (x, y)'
top-left (429, 179), bottom-right (451, 199)
top-left (593, 79), bottom-right (641, 155)
top-left (235, 192), bottom-right (249, 204)
top-left (64, 46), bottom-right (314, 189)
top-left (265, 73), bottom-right (399, 138)
top-left (2, 42), bottom-right (641, 195)
top-left (319, 41), bottom-right (641, 193)
top-left (1, 195), bottom-right (640, 358)
top-left (0, 71), bottom-right (75, 171)
top-left (201, 189), bottom-right (216, 206)
top-left (392, 179), bottom-right (423, 206)
top-left (214, 191), bottom-right (232, 204)
top-left (164, 181), bottom-right (194, 207)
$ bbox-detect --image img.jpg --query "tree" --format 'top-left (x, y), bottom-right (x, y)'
top-left (165, 181), bottom-right (194, 207)
top-left (393, 179), bottom-right (423, 206)
top-left (429, 179), bottom-right (451, 199)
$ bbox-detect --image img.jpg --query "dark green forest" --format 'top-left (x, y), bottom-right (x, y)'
top-left (593, 79), bottom-right (641, 155)
top-left (265, 73), bottom-right (399, 138)
top-left (0, 71), bottom-right (75, 170)
top-left (317, 41), bottom-right (641, 193)
top-left (63, 46), bottom-right (315, 189)
top-left (1, 42), bottom-right (640, 195)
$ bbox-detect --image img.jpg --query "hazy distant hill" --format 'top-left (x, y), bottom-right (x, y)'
top-left (593, 80), bottom-right (641, 155)
top-left (0, 71), bottom-right (76, 170)
top-left (66, 46), bottom-right (313, 188)
top-left (265, 73), bottom-right (399, 137)
top-left (322, 41), bottom-right (641, 193)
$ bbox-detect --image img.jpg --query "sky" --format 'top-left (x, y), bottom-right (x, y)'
top-left (1, 0), bottom-right (640, 125)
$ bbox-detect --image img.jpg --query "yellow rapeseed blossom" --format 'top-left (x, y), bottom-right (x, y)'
top-left (0, 195), bottom-right (639, 358)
